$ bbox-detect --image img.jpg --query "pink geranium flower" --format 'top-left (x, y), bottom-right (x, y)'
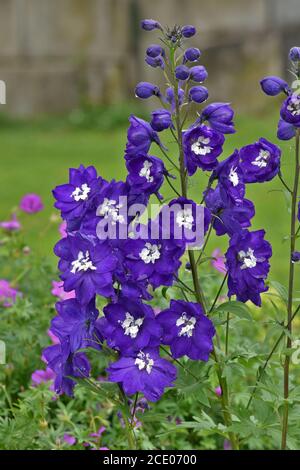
top-left (0, 279), bottom-right (21, 307)
top-left (59, 221), bottom-right (67, 238)
top-left (51, 280), bottom-right (75, 301)
top-left (20, 193), bottom-right (44, 214)
top-left (211, 248), bottom-right (226, 273)
top-left (0, 214), bottom-right (21, 232)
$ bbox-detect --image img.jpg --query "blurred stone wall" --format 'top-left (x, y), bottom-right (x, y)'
top-left (0, 0), bottom-right (299, 116)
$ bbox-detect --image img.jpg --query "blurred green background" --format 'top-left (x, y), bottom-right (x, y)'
top-left (0, 106), bottom-right (294, 284)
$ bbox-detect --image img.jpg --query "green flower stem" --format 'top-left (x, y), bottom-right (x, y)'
top-left (118, 385), bottom-right (136, 449)
top-left (212, 350), bottom-right (239, 450)
top-left (169, 44), bottom-right (239, 450)
top-left (281, 129), bottom-right (300, 450)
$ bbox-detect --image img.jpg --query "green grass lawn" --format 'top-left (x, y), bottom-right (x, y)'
top-left (0, 111), bottom-right (296, 284)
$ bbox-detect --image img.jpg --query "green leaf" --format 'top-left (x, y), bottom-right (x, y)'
top-left (270, 281), bottom-right (288, 305)
top-left (213, 301), bottom-right (252, 321)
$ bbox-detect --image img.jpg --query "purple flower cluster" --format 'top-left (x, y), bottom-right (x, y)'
top-left (45, 18), bottom-right (277, 403)
top-left (202, 142), bottom-right (275, 304)
top-left (260, 48), bottom-right (300, 140)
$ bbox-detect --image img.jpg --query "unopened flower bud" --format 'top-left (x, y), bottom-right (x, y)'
top-left (289, 47), bottom-right (300, 62)
top-left (292, 251), bottom-right (300, 263)
top-left (150, 109), bottom-right (173, 132)
top-left (190, 65), bottom-right (208, 83)
top-left (189, 85), bottom-right (209, 103)
top-left (145, 55), bottom-right (165, 69)
top-left (260, 76), bottom-right (289, 96)
top-left (141, 19), bottom-right (162, 31)
top-left (184, 47), bottom-right (201, 62)
top-left (181, 25), bottom-right (196, 38)
top-left (175, 65), bottom-right (190, 81)
top-left (146, 44), bottom-right (164, 58)
top-left (135, 82), bottom-right (160, 99)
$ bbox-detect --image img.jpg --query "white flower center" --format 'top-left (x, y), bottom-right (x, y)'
top-left (120, 312), bottom-right (144, 338)
top-left (139, 242), bottom-right (161, 264)
top-left (287, 95), bottom-right (300, 116)
top-left (71, 250), bottom-right (97, 274)
top-left (191, 136), bottom-right (212, 156)
top-left (176, 209), bottom-right (194, 230)
top-left (176, 312), bottom-right (197, 337)
top-left (228, 167), bottom-right (239, 187)
top-left (252, 149), bottom-right (270, 168)
top-left (98, 198), bottom-right (125, 225)
top-left (139, 161), bottom-right (154, 183)
top-left (135, 351), bottom-right (154, 374)
top-left (238, 248), bottom-right (257, 270)
top-left (71, 184), bottom-right (91, 201)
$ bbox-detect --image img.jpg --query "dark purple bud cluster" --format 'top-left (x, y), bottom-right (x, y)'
top-left (260, 47), bottom-right (300, 140)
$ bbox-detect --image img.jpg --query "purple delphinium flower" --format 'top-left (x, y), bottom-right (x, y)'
top-left (150, 109), bottom-right (173, 132)
top-left (260, 76), bottom-right (289, 96)
top-left (156, 197), bottom-right (211, 248)
top-left (188, 86), bottom-right (209, 104)
top-left (122, 228), bottom-right (184, 289)
top-left (126, 154), bottom-right (166, 196)
top-left (181, 25), bottom-right (196, 38)
top-left (50, 298), bottom-right (101, 352)
top-left (141, 19), bottom-right (162, 32)
top-left (211, 150), bottom-right (245, 203)
top-left (239, 138), bottom-right (281, 183)
top-left (0, 279), bottom-right (21, 307)
top-left (98, 298), bottom-right (161, 353)
top-left (107, 347), bottom-right (177, 402)
top-left (145, 55), bottom-right (165, 69)
top-left (200, 102), bottom-right (235, 134)
top-left (215, 386), bottom-right (222, 396)
top-left (0, 214), bottom-right (21, 232)
top-left (135, 82), bottom-right (161, 99)
top-left (280, 93), bottom-right (300, 126)
top-left (90, 179), bottom-right (129, 232)
top-left (184, 47), bottom-right (201, 63)
top-left (204, 185), bottom-right (255, 237)
top-left (175, 65), bottom-right (190, 81)
top-left (190, 65), bottom-right (208, 83)
top-left (146, 44), bottom-right (164, 58)
top-left (114, 268), bottom-right (153, 301)
top-left (125, 115), bottom-right (164, 158)
top-left (158, 300), bottom-right (215, 360)
top-left (43, 341), bottom-right (91, 396)
top-left (225, 229), bottom-right (272, 306)
top-left (53, 165), bottom-right (102, 230)
top-left (81, 179), bottom-right (149, 237)
top-left (211, 249), bottom-right (226, 274)
top-left (292, 251), bottom-right (300, 263)
top-left (54, 233), bottom-right (117, 304)
top-left (289, 47), bottom-right (300, 62)
top-left (277, 119), bottom-right (296, 141)
top-left (183, 124), bottom-right (225, 175)
top-left (20, 193), bottom-right (44, 214)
